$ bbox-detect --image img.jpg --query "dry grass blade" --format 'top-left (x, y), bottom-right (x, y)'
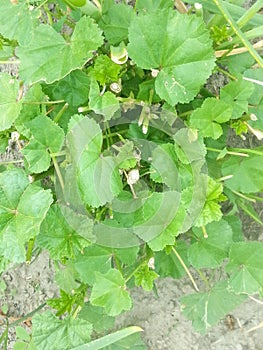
top-left (215, 39), bottom-right (263, 57)
top-left (174, 0), bottom-right (188, 13)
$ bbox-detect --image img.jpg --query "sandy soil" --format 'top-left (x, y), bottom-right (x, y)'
top-left (0, 248), bottom-right (263, 349)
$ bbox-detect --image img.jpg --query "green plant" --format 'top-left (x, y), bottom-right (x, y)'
top-left (0, 0), bottom-right (263, 348)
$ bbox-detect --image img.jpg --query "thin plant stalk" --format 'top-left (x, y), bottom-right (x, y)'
top-left (215, 40), bottom-right (263, 58)
top-left (0, 60), bottom-right (20, 64)
top-left (237, 0), bottom-right (263, 29)
top-left (172, 247), bottom-right (199, 292)
top-left (51, 155), bottom-right (65, 192)
top-left (238, 201), bottom-right (263, 226)
top-left (174, 0), bottom-right (188, 13)
top-left (212, 0), bottom-right (263, 68)
top-left (232, 190), bottom-right (257, 203)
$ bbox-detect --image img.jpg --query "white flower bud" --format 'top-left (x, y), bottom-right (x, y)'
top-left (194, 3), bottom-right (202, 10)
top-left (11, 131), bottom-right (20, 141)
top-left (142, 124), bottom-right (148, 134)
top-left (148, 257), bottom-right (155, 270)
top-left (127, 169), bottom-right (140, 185)
top-left (110, 82), bottom-right (122, 93)
top-left (151, 69), bottom-right (159, 78)
top-left (28, 175), bottom-right (34, 183)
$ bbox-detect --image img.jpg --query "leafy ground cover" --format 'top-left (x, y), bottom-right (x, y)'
top-left (0, 0), bottom-right (263, 349)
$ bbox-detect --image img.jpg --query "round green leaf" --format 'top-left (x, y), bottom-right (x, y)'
top-left (32, 311), bottom-right (92, 350)
top-left (226, 242), bottom-right (263, 295)
top-left (0, 168), bottom-right (53, 263)
top-left (189, 98), bottom-right (232, 140)
top-left (128, 10), bottom-right (215, 105)
top-left (0, 0), bottom-right (40, 45)
top-left (17, 17), bottom-right (103, 84)
top-left (0, 73), bottom-right (22, 131)
top-left (181, 280), bottom-right (247, 334)
top-left (188, 220), bottom-right (233, 268)
top-left (90, 269), bottom-right (132, 316)
top-left (73, 118), bottom-right (122, 208)
top-left (222, 154), bottom-right (263, 193)
top-left (38, 205), bottom-right (94, 260)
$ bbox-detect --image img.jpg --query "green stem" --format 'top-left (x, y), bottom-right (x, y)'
top-left (43, 4), bottom-right (53, 26)
top-left (104, 121), bottom-right (114, 149)
top-left (0, 60), bottom-right (20, 64)
top-left (35, 0), bottom-right (49, 9)
top-left (0, 159), bottom-right (24, 165)
top-left (228, 147), bottom-right (263, 156)
top-left (113, 255), bottom-right (122, 272)
top-left (238, 201), bottom-right (263, 226)
top-left (207, 147), bottom-right (263, 157)
top-left (26, 237), bottom-right (35, 263)
top-left (125, 263), bottom-right (144, 284)
top-left (196, 269), bottom-right (210, 289)
top-left (51, 155), bottom-right (64, 192)
top-left (72, 305), bottom-right (82, 319)
top-left (53, 103), bottom-right (69, 123)
top-left (216, 65), bottom-right (236, 81)
top-left (232, 189), bottom-right (257, 203)
top-left (237, 0), bottom-right (263, 29)
top-left (7, 303), bottom-right (47, 328)
top-left (0, 328), bottom-right (8, 348)
top-left (178, 110), bottom-right (193, 118)
top-left (201, 226), bottom-right (208, 238)
top-left (172, 247), bottom-right (199, 292)
top-left (212, 0), bottom-right (263, 68)
top-left (49, 151), bottom-right (67, 158)
top-left (23, 100), bottom-right (65, 105)
top-left (246, 194), bottom-right (263, 203)
top-left (102, 129), bottom-right (128, 140)
top-left (216, 175), bottom-right (233, 182)
top-left (206, 147), bottom-right (249, 157)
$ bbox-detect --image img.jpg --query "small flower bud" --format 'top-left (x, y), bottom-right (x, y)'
top-left (110, 82), bottom-right (122, 93)
top-left (148, 257), bottom-right (155, 270)
top-left (11, 132), bottom-right (20, 141)
top-left (151, 69), bottom-right (159, 78)
top-left (250, 113), bottom-right (258, 121)
top-left (127, 169), bottom-right (140, 185)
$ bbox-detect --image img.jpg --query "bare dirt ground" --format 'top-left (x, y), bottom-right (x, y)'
top-left (0, 243), bottom-right (263, 350)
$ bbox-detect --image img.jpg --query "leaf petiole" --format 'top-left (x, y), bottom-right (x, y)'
top-left (0, 159), bottom-right (24, 165)
top-left (51, 155), bottom-right (65, 192)
top-left (0, 60), bottom-right (20, 64)
top-left (212, 0), bottom-right (263, 67)
top-left (196, 269), bottom-right (211, 289)
top-left (125, 263), bottom-right (145, 284)
top-left (172, 247), bottom-right (199, 292)
top-left (23, 100), bottom-right (65, 105)
top-left (237, 201), bottom-right (263, 226)
top-left (232, 190), bottom-right (257, 203)
top-left (26, 237), bottom-right (36, 263)
top-left (236, 0), bottom-right (263, 29)
top-left (54, 102), bottom-right (69, 123)
top-left (207, 147), bottom-right (249, 158)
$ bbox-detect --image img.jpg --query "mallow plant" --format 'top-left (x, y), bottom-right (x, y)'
top-left (0, 0), bottom-right (263, 348)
